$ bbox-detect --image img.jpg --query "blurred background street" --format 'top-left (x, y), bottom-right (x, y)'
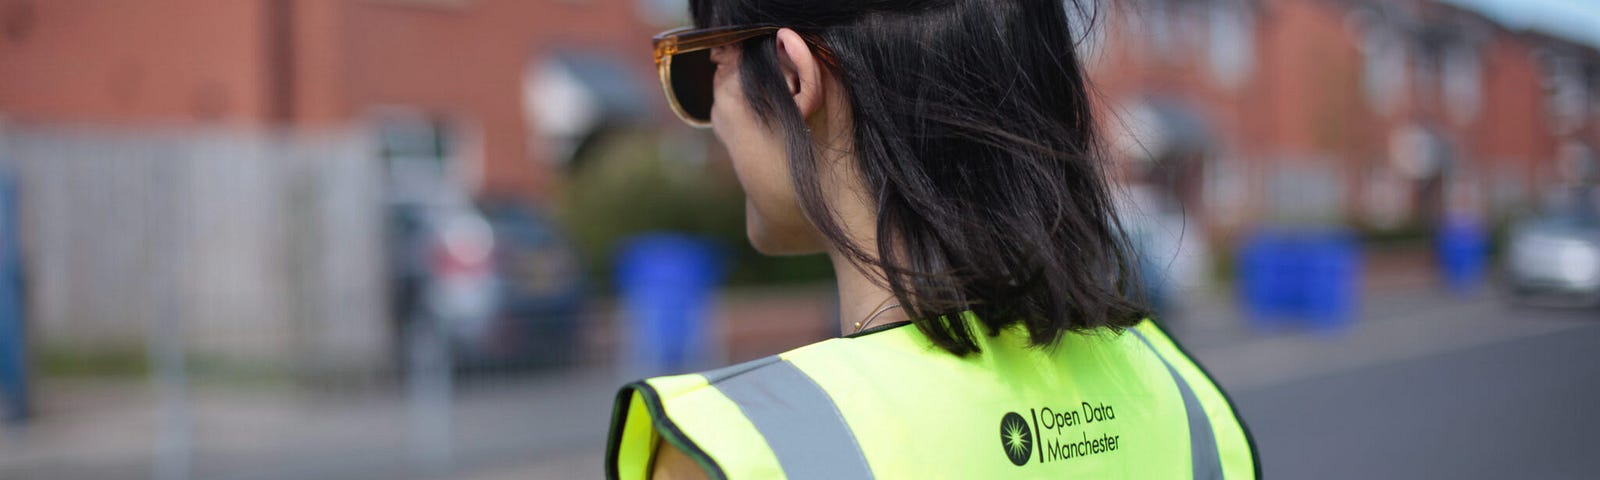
top-left (6, 279), bottom-right (1596, 479)
top-left (1, 0), bottom-right (1598, 478)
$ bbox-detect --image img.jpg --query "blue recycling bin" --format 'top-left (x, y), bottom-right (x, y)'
top-left (1238, 228), bottom-right (1359, 332)
top-left (0, 173), bottom-right (26, 423)
top-left (1436, 216), bottom-right (1489, 295)
top-left (615, 233), bottom-right (723, 378)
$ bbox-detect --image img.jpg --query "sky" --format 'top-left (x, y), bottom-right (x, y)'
top-left (1435, 0), bottom-right (1600, 50)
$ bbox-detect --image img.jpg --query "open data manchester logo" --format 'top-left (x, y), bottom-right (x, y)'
top-left (1000, 412), bottom-right (1033, 466)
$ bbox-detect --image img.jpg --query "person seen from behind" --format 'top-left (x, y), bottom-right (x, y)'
top-left (610, 0), bottom-right (1259, 478)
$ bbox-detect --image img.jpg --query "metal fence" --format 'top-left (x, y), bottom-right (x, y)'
top-left (0, 124), bottom-right (830, 479)
top-left (0, 126), bottom-right (483, 480)
top-left (2, 126), bottom-right (389, 377)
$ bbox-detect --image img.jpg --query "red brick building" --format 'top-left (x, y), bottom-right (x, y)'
top-left (0, 0), bottom-right (666, 198)
top-left (3, 0), bottom-right (1596, 223)
top-left (1090, 0), bottom-right (1600, 239)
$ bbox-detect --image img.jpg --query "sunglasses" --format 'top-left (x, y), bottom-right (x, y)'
top-left (651, 25), bottom-right (833, 128)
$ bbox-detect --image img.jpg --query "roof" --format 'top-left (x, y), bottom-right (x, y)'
top-left (1434, 0), bottom-right (1600, 51)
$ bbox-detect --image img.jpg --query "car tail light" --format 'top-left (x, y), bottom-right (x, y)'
top-left (433, 215), bottom-right (495, 279)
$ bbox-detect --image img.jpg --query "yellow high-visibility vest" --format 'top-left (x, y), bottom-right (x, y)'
top-left (607, 314), bottom-right (1258, 479)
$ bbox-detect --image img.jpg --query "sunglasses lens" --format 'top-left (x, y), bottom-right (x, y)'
top-left (669, 49), bottom-right (714, 124)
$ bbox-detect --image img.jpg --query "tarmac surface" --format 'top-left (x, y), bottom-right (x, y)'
top-left (2, 288), bottom-right (1596, 479)
top-left (1231, 306), bottom-right (1600, 479)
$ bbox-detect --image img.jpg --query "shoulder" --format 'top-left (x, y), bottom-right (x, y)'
top-left (603, 339), bottom-right (851, 480)
top-left (605, 325), bottom-right (920, 480)
top-left (651, 439), bottom-right (708, 480)
top-left (1126, 320), bottom-right (1262, 479)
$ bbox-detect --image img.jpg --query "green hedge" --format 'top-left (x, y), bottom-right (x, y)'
top-left (556, 129), bottom-right (833, 293)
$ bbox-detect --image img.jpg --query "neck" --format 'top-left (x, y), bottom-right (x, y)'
top-left (812, 96), bottom-right (903, 334)
top-left (827, 247), bottom-right (905, 334)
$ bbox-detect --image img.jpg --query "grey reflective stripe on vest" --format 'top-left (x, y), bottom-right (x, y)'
top-left (1130, 329), bottom-right (1224, 480)
top-left (705, 356), bottom-right (874, 479)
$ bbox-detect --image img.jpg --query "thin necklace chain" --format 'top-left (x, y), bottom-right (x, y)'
top-left (853, 297), bottom-right (903, 334)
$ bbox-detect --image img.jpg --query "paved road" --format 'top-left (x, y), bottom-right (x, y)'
top-left (488, 292), bottom-right (1600, 480)
top-left (482, 292), bottom-right (1600, 480)
top-left (4, 291), bottom-right (1593, 479)
top-left (1229, 310), bottom-right (1600, 479)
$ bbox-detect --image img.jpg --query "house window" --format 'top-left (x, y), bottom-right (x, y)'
top-left (1363, 163), bottom-right (1412, 229)
top-left (1357, 17), bottom-right (1408, 116)
top-left (376, 111), bottom-right (461, 203)
top-left (1146, 1), bottom-right (1176, 63)
top-left (1204, 156), bottom-right (1247, 227)
top-left (1587, 62), bottom-right (1600, 129)
top-left (1205, 2), bottom-right (1254, 90)
top-left (637, 0), bottom-right (688, 26)
top-left (1442, 44), bottom-right (1482, 124)
top-left (1541, 51), bottom-right (1588, 135)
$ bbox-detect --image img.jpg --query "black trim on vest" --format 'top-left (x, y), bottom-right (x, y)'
top-left (604, 385), bottom-right (628, 479)
top-left (1145, 320), bottom-right (1264, 479)
top-left (605, 381), bottom-right (729, 480)
top-left (843, 320), bottom-right (913, 339)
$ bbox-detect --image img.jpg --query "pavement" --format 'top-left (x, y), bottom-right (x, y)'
top-left (0, 369), bottom-right (621, 480)
top-left (1, 283), bottom-right (1596, 479)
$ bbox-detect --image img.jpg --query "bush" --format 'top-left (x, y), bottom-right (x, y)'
top-left (556, 129), bottom-right (833, 293)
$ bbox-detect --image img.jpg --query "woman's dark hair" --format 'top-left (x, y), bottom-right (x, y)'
top-left (691, 0), bottom-right (1148, 355)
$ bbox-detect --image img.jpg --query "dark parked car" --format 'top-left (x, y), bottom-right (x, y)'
top-left (389, 198), bottom-right (586, 370)
top-left (468, 201), bottom-right (586, 368)
top-left (388, 198), bottom-right (501, 368)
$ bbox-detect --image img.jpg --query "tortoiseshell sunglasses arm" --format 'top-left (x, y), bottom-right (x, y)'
top-left (653, 25), bottom-right (836, 67)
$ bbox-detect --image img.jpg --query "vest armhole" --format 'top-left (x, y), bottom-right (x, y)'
top-left (1141, 320), bottom-right (1263, 480)
top-left (606, 381), bottom-right (729, 480)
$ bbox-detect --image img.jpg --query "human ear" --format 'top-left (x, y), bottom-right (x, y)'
top-left (773, 28), bottom-right (824, 118)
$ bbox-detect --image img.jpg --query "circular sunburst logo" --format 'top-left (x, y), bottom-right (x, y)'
top-left (1000, 412), bottom-right (1033, 466)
